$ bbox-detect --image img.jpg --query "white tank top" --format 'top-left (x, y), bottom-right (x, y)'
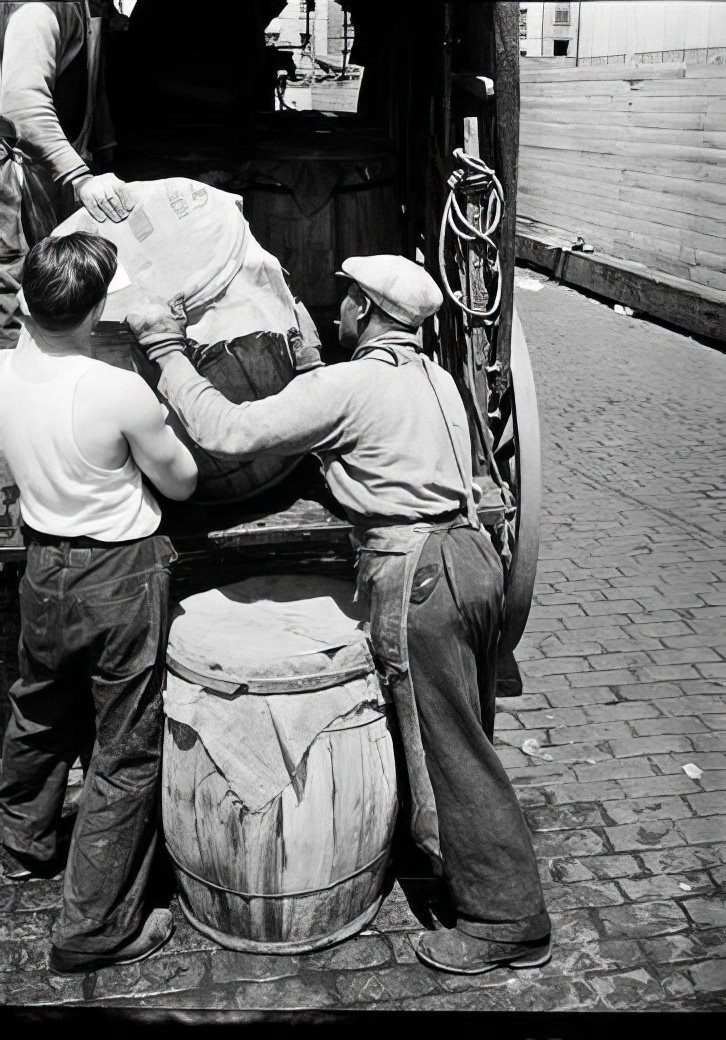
top-left (0, 338), bottom-right (161, 541)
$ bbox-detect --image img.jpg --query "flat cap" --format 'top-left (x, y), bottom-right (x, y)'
top-left (337, 254), bottom-right (443, 327)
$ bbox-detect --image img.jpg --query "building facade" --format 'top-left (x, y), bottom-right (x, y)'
top-left (519, 2), bottom-right (580, 58)
top-left (520, 2), bottom-right (726, 64)
top-left (267, 0), bottom-right (353, 61)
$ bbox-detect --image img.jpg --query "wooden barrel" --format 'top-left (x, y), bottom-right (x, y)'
top-left (90, 323), bottom-right (300, 504)
top-left (161, 574), bottom-right (398, 954)
top-left (240, 149), bottom-right (401, 312)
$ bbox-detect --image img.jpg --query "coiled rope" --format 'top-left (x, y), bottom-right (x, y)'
top-left (438, 148), bottom-right (505, 324)
top-left (437, 146), bottom-right (515, 567)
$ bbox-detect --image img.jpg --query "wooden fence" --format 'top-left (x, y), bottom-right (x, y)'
top-left (517, 63), bottom-right (726, 301)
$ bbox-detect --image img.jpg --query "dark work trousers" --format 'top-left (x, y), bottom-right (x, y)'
top-left (377, 524), bottom-right (550, 943)
top-left (0, 534), bottom-right (176, 953)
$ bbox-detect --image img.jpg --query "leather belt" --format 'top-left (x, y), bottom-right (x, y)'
top-left (22, 525), bottom-right (154, 550)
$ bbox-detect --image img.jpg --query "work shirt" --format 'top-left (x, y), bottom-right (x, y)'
top-left (0, 1), bottom-right (90, 184)
top-left (158, 331), bottom-right (478, 527)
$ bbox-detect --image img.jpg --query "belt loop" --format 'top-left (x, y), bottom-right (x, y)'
top-left (68, 547), bottom-right (92, 568)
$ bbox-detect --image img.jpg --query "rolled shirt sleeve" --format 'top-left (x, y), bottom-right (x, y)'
top-left (157, 352), bottom-right (349, 460)
top-left (0, 3), bottom-right (89, 184)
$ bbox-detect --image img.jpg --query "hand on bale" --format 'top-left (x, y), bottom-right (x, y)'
top-left (126, 291), bottom-right (188, 364)
top-left (74, 173), bottom-right (135, 223)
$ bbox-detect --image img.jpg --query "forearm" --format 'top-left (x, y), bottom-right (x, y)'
top-left (157, 353), bottom-right (339, 459)
top-left (157, 354), bottom-right (254, 457)
top-left (155, 440), bottom-right (199, 501)
top-left (1, 5), bottom-right (89, 183)
top-left (7, 95), bottom-right (89, 183)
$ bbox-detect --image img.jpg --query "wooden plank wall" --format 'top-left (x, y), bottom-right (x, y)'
top-left (518, 63), bottom-right (726, 295)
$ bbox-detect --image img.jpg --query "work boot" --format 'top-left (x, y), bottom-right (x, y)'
top-left (2, 845), bottom-right (34, 882)
top-left (49, 909), bottom-right (174, 974)
top-left (416, 926), bottom-right (552, 975)
top-left (1, 844), bottom-right (62, 882)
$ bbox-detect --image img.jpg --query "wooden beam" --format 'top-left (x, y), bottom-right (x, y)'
top-left (520, 64), bottom-right (687, 83)
top-left (450, 2), bottom-right (519, 387)
top-left (492, 1), bottom-right (520, 388)
top-left (516, 226), bottom-right (726, 342)
top-left (460, 115), bottom-right (493, 477)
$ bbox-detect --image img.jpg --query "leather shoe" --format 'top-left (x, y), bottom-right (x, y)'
top-left (416, 926), bottom-right (552, 974)
top-left (1, 844), bottom-right (61, 882)
top-left (49, 909), bottom-right (174, 974)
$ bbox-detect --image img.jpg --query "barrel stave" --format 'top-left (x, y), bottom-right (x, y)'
top-left (162, 719), bottom-right (206, 875)
top-left (163, 705), bottom-right (398, 950)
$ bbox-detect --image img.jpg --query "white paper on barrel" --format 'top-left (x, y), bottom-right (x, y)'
top-left (163, 575), bottom-right (385, 813)
top-left (164, 671), bottom-right (382, 813)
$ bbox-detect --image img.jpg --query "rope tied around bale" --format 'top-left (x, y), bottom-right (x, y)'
top-left (438, 148), bottom-right (505, 325)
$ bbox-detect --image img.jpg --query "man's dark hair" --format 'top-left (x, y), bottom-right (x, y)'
top-left (22, 232), bottom-right (118, 331)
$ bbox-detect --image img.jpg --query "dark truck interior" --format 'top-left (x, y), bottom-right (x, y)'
top-left (106, 0), bottom-right (515, 358)
top-left (3, 2), bottom-right (521, 593)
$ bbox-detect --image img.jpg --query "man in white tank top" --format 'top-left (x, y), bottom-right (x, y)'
top-left (0, 232), bottom-right (197, 973)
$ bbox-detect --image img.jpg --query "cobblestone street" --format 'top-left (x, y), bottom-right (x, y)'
top-left (1, 272), bottom-right (725, 1013)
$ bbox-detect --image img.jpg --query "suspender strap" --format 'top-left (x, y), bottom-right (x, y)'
top-left (420, 356), bottom-right (479, 529)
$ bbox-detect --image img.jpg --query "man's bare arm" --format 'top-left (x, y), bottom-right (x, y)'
top-left (116, 373), bottom-right (198, 501)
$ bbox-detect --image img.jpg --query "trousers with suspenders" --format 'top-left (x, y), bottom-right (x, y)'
top-left (353, 350), bottom-right (550, 943)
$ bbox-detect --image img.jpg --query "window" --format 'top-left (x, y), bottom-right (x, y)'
top-left (519, 9), bottom-right (527, 39)
top-left (554, 5), bottom-right (571, 25)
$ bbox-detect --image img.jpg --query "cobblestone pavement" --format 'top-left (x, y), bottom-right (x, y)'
top-left (1, 272), bottom-right (725, 1012)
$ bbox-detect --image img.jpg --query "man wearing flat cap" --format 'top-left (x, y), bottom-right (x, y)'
top-left (128, 255), bottom-right (551, 975)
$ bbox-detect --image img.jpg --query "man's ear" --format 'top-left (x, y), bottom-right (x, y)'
top-left (90, 294), bottom-right (107, 325)
top-left (348, 284), bottom-right (372, 323)
top-left (348, 282), bottom-right (366, 306)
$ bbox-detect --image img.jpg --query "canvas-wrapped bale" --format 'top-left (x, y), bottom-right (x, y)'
top-left (53, 178), bottom-right (323, 503)
top-left (161, 573), bottom-right (399, 954)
